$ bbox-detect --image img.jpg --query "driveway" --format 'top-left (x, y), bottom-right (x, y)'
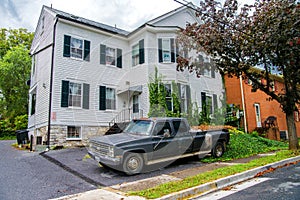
top-left (43, 146), bottom-right (208, 187)
top-left (0, 140), bottom-right (96, 200)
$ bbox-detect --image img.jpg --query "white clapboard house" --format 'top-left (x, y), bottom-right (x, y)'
top-left (28, 4), bottom-right (225, 147)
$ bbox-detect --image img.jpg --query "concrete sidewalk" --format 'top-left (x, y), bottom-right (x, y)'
top-left (51, 155), bottom-right (300, 200)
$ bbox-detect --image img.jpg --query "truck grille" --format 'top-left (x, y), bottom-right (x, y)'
top-left (90, 141), bottom-right (110, 156)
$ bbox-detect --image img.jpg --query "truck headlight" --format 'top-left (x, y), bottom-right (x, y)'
top-left (108, 146), bottom-right (114, 157)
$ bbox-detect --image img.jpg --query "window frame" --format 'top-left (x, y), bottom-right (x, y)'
top-left (68, 82), bottom-right (82, 108)
top-left (105, 46), bottom-right (116, 66)
top-left (105, 87), bottom-right (116, 110)
top-left (66, 126), bottom-right (82, 140)
top-left (132, 43), bottom-right (140, 67)
top-left (162, 39), bottom-right (171, 63)
top-left (70, 37), bottom-right (84, 59)
top-left (165, 84), bottom-right (173, 111)
top-left (133, 94), bottom-right (139, 113)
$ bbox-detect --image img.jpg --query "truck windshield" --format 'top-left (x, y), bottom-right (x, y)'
top-left (124, 120), bottom-right (153, 136)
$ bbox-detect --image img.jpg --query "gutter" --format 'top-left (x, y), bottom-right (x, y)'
top-left (47, 17), bottom-right (58, 149)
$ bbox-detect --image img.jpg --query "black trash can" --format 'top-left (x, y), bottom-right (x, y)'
top-left (16, 129), bottom-right (29, 145)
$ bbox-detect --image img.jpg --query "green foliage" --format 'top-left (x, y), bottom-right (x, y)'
top-left (178, 0), bottom-right (300, 149)
top-left (0, 28), bottom-right (33, 59)
top-left (0, 28), bottom-right (33, 136)
top-left (14, 114), bottom-right (28, 130)
top-left (202, 131), bottom-right (288, 163)
top-left (0, 114), bottom-right (28, 138)
top-left (148, 68), bottom-right (181, 118)
top-left (0, 46), bottom-right (31, 119)
top-left (0, 118), bottom-right (13, 137)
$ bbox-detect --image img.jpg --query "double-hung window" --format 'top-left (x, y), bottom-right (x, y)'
top-left (158, 38), bottom-right (176, 63)
top-left (71, 38), bottom-right (83, 59)
top-left (61, 81), bottom-right (90, 109)
top-left (67, 126), bottom-right (81, 139)
top-left (106, 47), bottom-right (116, 65)
top-left (133, 95), bottom-right (139, 113)
top-left (63, 35), bottom-right (90, 61)
top-left (106, 88), bottom-right (116, 110)
top-left (69, 82), bottom-right (82, 108)
top-left (99, 86), bottom-right (116, 110)
top-left (132, 44), bottom-right (139, 66)
top-left (162, 39), bottom-right (171, 62)
top-left (131, 39), bottom-right (145, 66)
top-left (180, 84), bottom-right (187, 112)
top-left (165, 84), bottom-right (172, 111)
top-left (100, 44), bottom-right (122, 68)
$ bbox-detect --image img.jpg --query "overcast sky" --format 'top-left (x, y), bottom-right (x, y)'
top-left (0, 0), bottom-right (254, 33)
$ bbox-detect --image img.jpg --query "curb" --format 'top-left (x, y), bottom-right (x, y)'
top-left (155, 155), bottom-right (300, 200)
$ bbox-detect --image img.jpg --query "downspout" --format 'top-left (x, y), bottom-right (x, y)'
top-left (47, 17), bottom-right (59, 149)
top-left (240, 75), bottom-right (248, 133)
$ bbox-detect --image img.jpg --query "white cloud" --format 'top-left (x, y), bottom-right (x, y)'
top-left (0, 0), bottom-right (255, 32)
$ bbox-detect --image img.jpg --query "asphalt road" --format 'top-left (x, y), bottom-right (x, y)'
top-left (197, 160), bottom-right (300, 200)
top-left (0, 140), bottom-right (206, 200)
top-left (0, 140), bottom-right (96, 200)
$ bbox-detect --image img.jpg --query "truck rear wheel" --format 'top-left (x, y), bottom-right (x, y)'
top-left (123, 153), bottom-right (144, 175)
top-left (212, 142), bottom-right (225, 158)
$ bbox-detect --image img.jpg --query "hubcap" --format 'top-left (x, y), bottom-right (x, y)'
top-left (128, 157), bottom-right (139, 170)
top-left (216, 145), bottom-right (223, 157)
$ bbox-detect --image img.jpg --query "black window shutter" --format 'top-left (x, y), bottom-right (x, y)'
top-left (63, 35), bottom-right (71, 57)
top-left (99, 86), bottom-right (106, 110)
top-left (213, 94), bottom-right (218, 110)
top-left (84, 40), bottom-right (90, 61)
top-left (186, 85), bottom-right (191, 111)
top-left (139, 39), bottom-right (145, 64)
top-left (100, 44), bottom-right (106, 65)
top-left (171, 38), bottom-right (175, 63)
top-left (177, 83), bottom-right (182, 112)
top-left (61, 80), bottom-right (69, 107)
top-left (201, 92), bottom-right (206, 115)
top-left (158, 39), bottom-right (163, 63)
top-left (211, 65), bottom-right (216, 78)
top-left (83, 83), bottom-right (90, 109)
top-left (117, 48), bottom-right (122, 68)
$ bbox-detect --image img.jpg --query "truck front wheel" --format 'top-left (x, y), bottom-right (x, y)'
top-left (123, 153), bottom-right (144, 175)
top-left (212, 142), bottom-right (225, 158)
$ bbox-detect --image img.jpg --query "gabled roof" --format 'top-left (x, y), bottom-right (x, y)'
top-left (43, 2), bottom-right (198, 37)
top-left (146, 2), bottom-right (196, 26)
top-left (44, 5), bottom-right (129, 36)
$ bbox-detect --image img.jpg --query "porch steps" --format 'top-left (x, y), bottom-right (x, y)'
top-left (105, 122), bottom-right (130, 135)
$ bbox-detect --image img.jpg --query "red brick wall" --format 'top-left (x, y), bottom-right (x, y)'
top-left (225, 75), bottom-right (300, 137)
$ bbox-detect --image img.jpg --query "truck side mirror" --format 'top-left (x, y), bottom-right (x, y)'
top-left (163, 129), bottom-right (171, 138)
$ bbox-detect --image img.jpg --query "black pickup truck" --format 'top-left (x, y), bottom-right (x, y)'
top-left (88, 118), bottom-right (229, 175)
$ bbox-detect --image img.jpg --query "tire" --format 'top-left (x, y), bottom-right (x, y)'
top-left (99, 162), bottom-right (110, 170)
top-left (212, 142), bottom-right (225, 158)
top-left (122, 153), bottom-right (144, 175)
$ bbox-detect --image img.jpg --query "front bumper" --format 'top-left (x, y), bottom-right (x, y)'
top-left (88, 150), bottom-right (121, 167)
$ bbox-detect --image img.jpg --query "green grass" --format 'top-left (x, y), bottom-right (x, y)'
top-left (129, 133), bottom-right (295, 199)
top-left (201, 132), bottom-right (288, 163)
top-left (0, 135), bottom-right (16, 140)
top-left (130, 150), bottom-right (299, 199)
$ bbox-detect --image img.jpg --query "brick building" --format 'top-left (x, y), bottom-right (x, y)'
top-left (225, 74), bottom-right (300, 138)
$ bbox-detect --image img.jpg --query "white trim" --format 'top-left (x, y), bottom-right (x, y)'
top-left (66, 126), bottom-right (82, 140)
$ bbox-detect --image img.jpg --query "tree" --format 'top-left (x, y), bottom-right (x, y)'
top-left (0, 46), bottom-right (31, 119)
top-left (176, 0), bottom-right (300, 149)
top-left (0, 28), bottom-right (33, 59)
top-left (0, 28), bottom-right (33, 120)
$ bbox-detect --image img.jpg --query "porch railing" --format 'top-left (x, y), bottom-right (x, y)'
top-left (109, 108), bottom-right (144, 127)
